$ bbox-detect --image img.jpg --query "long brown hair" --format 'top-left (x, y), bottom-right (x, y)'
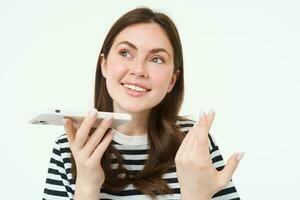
top-left (71, 7), bottom-right (186, 198)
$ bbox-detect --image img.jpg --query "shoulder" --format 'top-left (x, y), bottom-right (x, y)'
top-left (54, 134), bottom-right (69, 145)
top-left (176, 116), bottom-right (196, 131)
top-left (49, 134), bottom-right (73, 176)
top-left (52, 133), bottom-right (71, 155)
top-left (55, 133), bottom-right (68, 141)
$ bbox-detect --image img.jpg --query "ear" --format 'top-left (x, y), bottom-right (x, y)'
top-left (100, 53), bottom-right (107, 78)
top-left (167, 70), bottom-right (180, 93)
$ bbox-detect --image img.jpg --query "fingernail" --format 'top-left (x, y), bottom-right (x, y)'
top-left (62, 118), bottom-right (67, 125)
top-left (236, 152), bottom-right (245, 161)
top-left (199, 109), bottom-right (205, 119)
top-left (89, 108), bottom-right (97, 117)
top-left (209, 108), bottom-right (215, 115)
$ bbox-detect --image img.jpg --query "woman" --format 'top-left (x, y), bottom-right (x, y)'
top-left (43, 7), bottom-right (243, 200)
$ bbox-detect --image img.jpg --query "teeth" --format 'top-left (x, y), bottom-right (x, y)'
top-left (123, 84), bottom-right (147, 92)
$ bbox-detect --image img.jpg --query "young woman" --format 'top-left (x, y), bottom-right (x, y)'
top-left (43, 7), bottom-right (243, 200)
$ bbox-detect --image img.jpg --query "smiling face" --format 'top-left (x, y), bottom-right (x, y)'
top-left (101, 22), bottom-right (179, 114)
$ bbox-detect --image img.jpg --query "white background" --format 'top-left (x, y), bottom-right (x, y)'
top-left (1, 0), bottom-right (299, 199)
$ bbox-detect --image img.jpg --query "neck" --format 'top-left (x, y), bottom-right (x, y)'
top-left (113, 105), bottom-right (150, 136)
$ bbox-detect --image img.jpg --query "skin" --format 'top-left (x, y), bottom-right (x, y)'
top-left (100, 22), bottom-right (180, 136)
top-left (63, 110), bottom-right (113, 200)
top-left (62, 22), bottom-right (243, 200)
top-left (175, 111), bottom-right (243, 199)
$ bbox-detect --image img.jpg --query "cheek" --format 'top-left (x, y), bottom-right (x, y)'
top-left (152, 70), bottom-right (173, 90)
top-left (107, 60), bottom-right (127, 81)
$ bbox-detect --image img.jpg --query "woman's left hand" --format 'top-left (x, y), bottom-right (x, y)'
top-left (175, 110), bottom-right (244, 200)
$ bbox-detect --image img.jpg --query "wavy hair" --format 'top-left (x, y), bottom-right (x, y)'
top-left (71, 7), bottom-right (186, 198)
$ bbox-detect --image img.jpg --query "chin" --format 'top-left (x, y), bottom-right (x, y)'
top-left (111, 89), bottom-right (165, 114)
top-left (122, 104), bottom-right (149, 113)
top-left (115, 101), bottom-right (153, 114)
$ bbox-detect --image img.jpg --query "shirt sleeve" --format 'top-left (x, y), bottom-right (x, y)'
top-left (43, 134), bottom-right (75, 200)
top-left (208, 133), bottom-right (241, 200)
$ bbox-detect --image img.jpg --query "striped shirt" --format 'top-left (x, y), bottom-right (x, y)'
top-left (43, 119), bottom-right (240, 199)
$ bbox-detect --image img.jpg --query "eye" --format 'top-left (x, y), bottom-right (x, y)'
top-left (119, 49), bottom-right (132, 58)
top-left (151, 57), bottom-right (165, 64)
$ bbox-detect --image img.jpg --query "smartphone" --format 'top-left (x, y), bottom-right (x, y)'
top-left (28, 108), bottom-right (132, 128)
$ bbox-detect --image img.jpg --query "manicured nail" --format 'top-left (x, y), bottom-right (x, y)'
top-left (62, 118), bottom-right (67, 125)
top-left (209, 108), bottom-right (215, 115)
top-left (89, 108), bottom-right (97, 117)
top-left (236, 152), bottom-right (245, 161)
top-left (199, 109), bottom-right (205, 119)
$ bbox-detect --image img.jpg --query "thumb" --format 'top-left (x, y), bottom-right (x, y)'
top-left (63, 117), bottom-right (76, 144)
top-left (218, 152), bottom-right (245, 185)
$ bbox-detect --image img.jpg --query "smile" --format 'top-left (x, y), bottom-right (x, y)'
top-left (123, 83), bottom-right (148, 92)
top-left (121, 83), bottom-right (150, 97)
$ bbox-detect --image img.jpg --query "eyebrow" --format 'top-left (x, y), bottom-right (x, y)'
top-left (116, 40), bottom-right (171, 59)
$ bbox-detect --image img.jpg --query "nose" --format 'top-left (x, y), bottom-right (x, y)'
top-left (129, 61), bottom-right (149, 78)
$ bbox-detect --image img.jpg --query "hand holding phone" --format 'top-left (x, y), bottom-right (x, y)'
top-left (63, 108), bottom-right (114, 190)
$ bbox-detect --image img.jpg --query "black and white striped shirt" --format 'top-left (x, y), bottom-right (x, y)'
top-left (43, 119), bottom-right (240, 199)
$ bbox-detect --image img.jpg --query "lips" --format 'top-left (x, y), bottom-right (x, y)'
top-left (121, 82), bottom-right (151, 91)
top-left (121, 83), bottom-right (150, 97)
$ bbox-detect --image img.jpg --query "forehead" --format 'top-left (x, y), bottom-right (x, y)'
top-left (112, 23), bottom-right (174, 55)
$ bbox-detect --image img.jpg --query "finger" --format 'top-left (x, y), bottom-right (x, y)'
top-left (207, 108), bottom-right (215, 130)
top-left (188, 114), bottom-right (211, 156)
top-left (82, 117), bottom-right (113, 157)
top-left (178, 111), bottom-right (209, 157)
top-left (191, 110), bottom-right (208, 137)
top-left (218, 152), bottom-right (245, 186)
top-left (63, 117), bottom-right (76, 145)
top-left (176, 132), bottom-right (194, 161)
top-left (76, 108), bottom-right (98, 149)
top-left (178, 118), bottom-right (201, 155)
top-left (90, 129), bottom-right (114, 161)
top-left (196, 112), bottom-right (209, 141)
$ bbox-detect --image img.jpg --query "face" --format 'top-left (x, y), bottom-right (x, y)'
top-left (101, 23), bottom-right (180, 114)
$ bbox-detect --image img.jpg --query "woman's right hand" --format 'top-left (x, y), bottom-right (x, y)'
top-left (63, 108), bottom-right (113, 191)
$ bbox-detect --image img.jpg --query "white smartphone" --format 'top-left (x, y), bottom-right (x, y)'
top-left (28, 108), bottom-right (132, 128)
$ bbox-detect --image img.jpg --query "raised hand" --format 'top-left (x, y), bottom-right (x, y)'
top-left (175, 109), bottom-right (244, 200)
